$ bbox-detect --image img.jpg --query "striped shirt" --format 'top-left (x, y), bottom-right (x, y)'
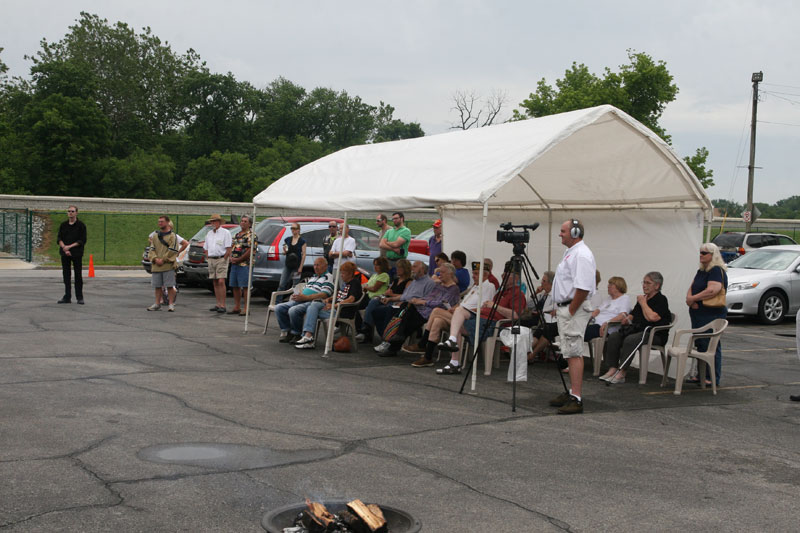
top-left (302, 273), bottom-right (334, 297)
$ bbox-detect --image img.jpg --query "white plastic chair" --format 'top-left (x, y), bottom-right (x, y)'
top-left (263, 283), bottom-right (306, 334)
top-left (593, 313), bottom-right (676, 384)
top-left (661, 318), bottom-right (728, 395)
top-left (314, 294), bottom-right (366, 352)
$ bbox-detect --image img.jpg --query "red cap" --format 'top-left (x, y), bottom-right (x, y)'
top-left (432, 219), bottom-right (442, 228)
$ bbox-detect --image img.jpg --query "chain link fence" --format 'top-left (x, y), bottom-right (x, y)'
top-left (0, 209), bottom-right (33, 262)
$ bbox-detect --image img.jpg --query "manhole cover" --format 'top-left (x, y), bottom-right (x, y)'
top-left (262, 500), bottom-right (422, 533)
top-left (138, 443), bottom-right (336, 470)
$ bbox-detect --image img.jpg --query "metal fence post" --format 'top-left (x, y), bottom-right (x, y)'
top-left (27, 209), bottom-right (33, 262)
top-left (103, 214), bottom-right (107, 261)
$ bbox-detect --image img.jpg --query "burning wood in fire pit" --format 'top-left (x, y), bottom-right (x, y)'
top-left (284, 499), bottom-right (388, 533)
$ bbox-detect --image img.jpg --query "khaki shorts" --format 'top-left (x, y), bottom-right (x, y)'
top-left (556, 302), bottom-right (593, 358)
top-left (207, 257), bottom-right (229, 279)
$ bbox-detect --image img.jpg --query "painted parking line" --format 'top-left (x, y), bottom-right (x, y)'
top-left (644, 384), bottom-right (768, 395)
top-left (725, 348), bottom-right (788, 352)
top-left (736, 333), bottom-right (796, 342)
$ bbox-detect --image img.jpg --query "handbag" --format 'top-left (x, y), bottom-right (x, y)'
top-left (383, 304), bottom-right (408, 342)
top-left (702, 287), bottom-right (726, 307)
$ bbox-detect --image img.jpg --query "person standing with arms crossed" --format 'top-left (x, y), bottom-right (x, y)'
top-left (57, 205), bottom-right (87, 305)
top-left (549, 219), bottom-right (596, 414)
top-left (203, 214), bottom-right (232, 313)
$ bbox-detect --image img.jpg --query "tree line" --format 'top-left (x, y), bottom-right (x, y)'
top-left (0, 13), bottom-right (423, 202)
top-left (713, 197), bottom-right (800, 220)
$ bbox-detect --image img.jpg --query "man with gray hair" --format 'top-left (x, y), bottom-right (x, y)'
top-left (549, 219), bottom-right (596, 414)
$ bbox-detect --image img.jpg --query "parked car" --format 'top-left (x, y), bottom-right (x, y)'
top-left (180, 223), bottom-right (241, 286)
top-left (251, 217), bottom-right (429, 291)
top-left (712, 232), bottom-right (797, 263)
top-left (409, 227), bottom-right (434, 256)
top-left (725, 245), bottom-right (800, 324)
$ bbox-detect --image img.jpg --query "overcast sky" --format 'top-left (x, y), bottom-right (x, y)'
top-left (2, 0), bottom-right (799, 204)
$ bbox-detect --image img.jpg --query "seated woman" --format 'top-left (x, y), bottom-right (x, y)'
top-left (525, 270), bottom-right (557, 362)
top-left (375, 263), bottom-right (461, 357)
top-left (584, 276), bottom-right (632, 341)
top-left (600, 271), bottom-right (670, 383)
top-left (357, 259), bottom-right (411, 343)
top-left (410, 263), bottom-right (496, 365)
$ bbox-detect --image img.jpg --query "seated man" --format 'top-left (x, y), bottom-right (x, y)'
top-left (276, 257), bottom-right (333, 343)
top-left (410, 263), bottom-right (496, 367)
top-left (295, 261), bottom-right (363, 349)
top-left (374, 263), bottom-right (461, 357)
top-left (435, 261), bottom-right (526, 374)
top-left (451, 250), bottom-right (470, 292)
top-left (483, 258), bottom-right (500, 290)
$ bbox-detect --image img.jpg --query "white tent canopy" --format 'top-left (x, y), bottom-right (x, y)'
top-left (253, 105), bottom-right (712, 379)
top-left (253, 105), bottom-right (710, 214)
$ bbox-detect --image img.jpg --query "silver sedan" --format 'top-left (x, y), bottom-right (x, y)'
top-left (726, 245), bottom-right (800, 324)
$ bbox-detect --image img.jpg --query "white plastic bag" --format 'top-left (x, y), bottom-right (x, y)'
top-left (500, 326), bottom-right (532, 382)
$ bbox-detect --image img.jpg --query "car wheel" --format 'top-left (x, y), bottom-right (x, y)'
top-left (757, 290), bottom-right (786, 325)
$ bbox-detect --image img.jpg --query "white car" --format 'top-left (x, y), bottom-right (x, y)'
top-left (726, 245), bottom-right (800, 324)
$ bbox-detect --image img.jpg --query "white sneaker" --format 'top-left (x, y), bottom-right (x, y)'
top-left (168, 304), bottom-right (175, 312)
top-left (147, 304), bottom-right (161, 311)
top-left (374, 341), bottom-right (391, 354)
top-left (355, 333), bottom-right (366, 343)
top-left (295, 335), bottom-right (314, 346)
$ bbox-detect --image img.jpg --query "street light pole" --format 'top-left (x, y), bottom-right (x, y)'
top-left (746, 71), bottom-right (763, 232)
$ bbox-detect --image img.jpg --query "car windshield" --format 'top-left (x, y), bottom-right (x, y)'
top-left (254, 220), bottom-right (285, 245)
top-left (729, 249), bottom-right (800, 270)
top-left (190, 225), bottom-right (240, 241)
top-left (712, 233), bottom-right (744, 247)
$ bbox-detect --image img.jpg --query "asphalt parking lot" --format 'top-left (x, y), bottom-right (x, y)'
top-left (1, 270), bottom-right (798, 532)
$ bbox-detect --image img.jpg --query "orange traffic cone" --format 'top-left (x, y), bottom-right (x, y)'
top-left (88, 254), bottom-right (95, 278)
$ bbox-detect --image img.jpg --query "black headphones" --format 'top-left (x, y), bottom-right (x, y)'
top-left (570, 219), bottom-right (583, 239)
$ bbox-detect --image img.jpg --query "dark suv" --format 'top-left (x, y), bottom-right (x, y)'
top-left (251, 217), bottom-right (429, 291)
top-left (712, 232), bottom-right (797, 262)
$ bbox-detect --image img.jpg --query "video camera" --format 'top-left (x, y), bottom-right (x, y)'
top-left (496, 222), bottom-right (539, 244)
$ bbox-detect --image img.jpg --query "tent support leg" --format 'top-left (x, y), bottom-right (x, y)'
top-left (470, 202), bottom-right (489, 392)
top-left (324, 212), bottom-right (347, 357)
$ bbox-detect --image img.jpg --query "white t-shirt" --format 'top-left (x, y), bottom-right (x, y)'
top-left (460, 279), bottom-right (496, 312)
top-left (594, 294), bottom-right (632, 325)
top-left (552, 240), bottom-right (596, 304)
top-left (203, 227), bottom-right (232, 257)
top-left (331, 236), bottom-right (356, 255)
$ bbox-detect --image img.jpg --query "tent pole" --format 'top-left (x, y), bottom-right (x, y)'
top-left (244, 205), bottom-right (257, 333)
top-left (705, 209), bottom-right (712, 242)
top-left (324, 212), bottom-right (347, 356)
top-left (471, 202), bottom-right (489, 391)
top-left (547, 210), bottom-right (553, 270)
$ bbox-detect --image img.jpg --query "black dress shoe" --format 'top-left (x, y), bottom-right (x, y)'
top-left (57, 297), bottom-right (71, 304)
top-left (790, 394), bottom-right (800, 402)
top-left (77, 299), bottom-right (84, 305)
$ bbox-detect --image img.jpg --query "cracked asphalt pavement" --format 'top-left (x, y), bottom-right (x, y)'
top-left (1, 271), bottom-right (798, 531)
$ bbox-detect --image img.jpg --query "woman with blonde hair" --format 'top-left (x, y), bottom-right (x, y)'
top-left (684, 242), bottom-right (728, 386)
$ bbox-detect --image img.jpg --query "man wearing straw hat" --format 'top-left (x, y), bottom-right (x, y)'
top-left (203, 214), bottom-right (232, 313)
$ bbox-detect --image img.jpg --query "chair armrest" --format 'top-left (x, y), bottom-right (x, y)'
top-left (646, 322), bottom-right (673, 347)
top-left (671, 325), bottom-right (716, 347)
top-left (268, 288), bottom-right (296, 306)
top-left (600, 319), bottom-right (623, 341)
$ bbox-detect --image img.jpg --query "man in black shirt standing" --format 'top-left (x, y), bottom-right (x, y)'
top-left (57, 205), bottom-right (87, 304)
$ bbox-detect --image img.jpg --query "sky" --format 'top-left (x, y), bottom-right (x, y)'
top-left (2, 0), bottom-right (799, 204)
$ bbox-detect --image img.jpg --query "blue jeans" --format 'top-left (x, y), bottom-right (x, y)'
top-left (275, 300), bottom-right (314, 335)
top-left (690, 306), bottom-right (727, 385)
top-left (363, 297), bottom-right (385, 327)
top-left (302, 301), bottom-right (326, 335)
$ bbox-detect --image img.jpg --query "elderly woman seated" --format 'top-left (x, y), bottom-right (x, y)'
top-left (584, 276), bottom-right (632, 341)
top-left (356, 258), bottom-right (412, 344)
top-left (600, 271), bottom-right (671, 384)
top-left (408, 263), bottom-right (496, 366)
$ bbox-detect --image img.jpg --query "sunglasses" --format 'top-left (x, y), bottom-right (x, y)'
top-left (699, 251), bottom-right (711, 256)
top-left (67, 210), bottom-right (76, 213)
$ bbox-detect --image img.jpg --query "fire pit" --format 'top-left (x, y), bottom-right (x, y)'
top-left (262, 500), bottom-right (421, 533)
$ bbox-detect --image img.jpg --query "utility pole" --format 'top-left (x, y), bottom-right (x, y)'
top-left (745, 71), bottom-right (763, 232)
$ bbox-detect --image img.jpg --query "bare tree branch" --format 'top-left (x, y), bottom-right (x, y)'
top-left (450, 88), bottom-right (507, 129)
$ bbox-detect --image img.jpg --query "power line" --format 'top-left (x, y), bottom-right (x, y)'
top-left (761, 91), bottom-right (800, 106)
top-left (762, 82), bottom-right (800, 90)
top-left (758, 119), bottom-right (800, 127)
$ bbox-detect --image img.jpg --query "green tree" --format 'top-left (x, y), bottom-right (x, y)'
top-left (712, 199), bottom-right (743, 218)
top-left (373, 102), bottom-right (424, 142)
top-left (182, 151), bottom-right (258, 202)
top-left (513, 50), bottom-right (678, 141)
top-left (683, 147), bottom-right (714, 188)
top-left (99, 148), bottom-right (175, 198)
top-left (30, 12), bottom-right (203, 153)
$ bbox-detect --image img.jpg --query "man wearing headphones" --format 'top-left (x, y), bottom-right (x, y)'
top-left (549, 219), bottom-right (596, 414)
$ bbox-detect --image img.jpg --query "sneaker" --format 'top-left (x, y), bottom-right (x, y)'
top-left (57, 297), bottom-right (71, 304)
top-left (557, 396), bottom-right (583, 415)
top-left (438, 338), bottom-right (460, 352)
top-left (608, 374), bottom-right (626, 384)
top-left (436, 363), bottom-right (461, 374)
top-left (403, 343), bottom-right (424, 354)
top-left (411, 357), bottom-right (434, 367)
top-left (355, 333), bottom-right (366, 343)
top-left (77, 299), bottom-right (84, 305)
top-left (549, 392), bottom-right (571, 407)
top-left (147, 304), bottom-right (161, 311)
top-left (278, 332), bottom-right (291, 343)
top-left (295, 335), bottom-right (314, 346)
top-left (168, 304), bottom-right (175, 312)
top-left (295, 339), bottom-right (315, 349)
top-left (374, 342), bottom-right (391, 354)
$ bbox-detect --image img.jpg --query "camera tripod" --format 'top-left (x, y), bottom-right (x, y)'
top-left (457, 241), bottom-right (568, 411)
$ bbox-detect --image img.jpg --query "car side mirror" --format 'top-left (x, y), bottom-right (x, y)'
top-left (795, 265), bottom-right (800, 274)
